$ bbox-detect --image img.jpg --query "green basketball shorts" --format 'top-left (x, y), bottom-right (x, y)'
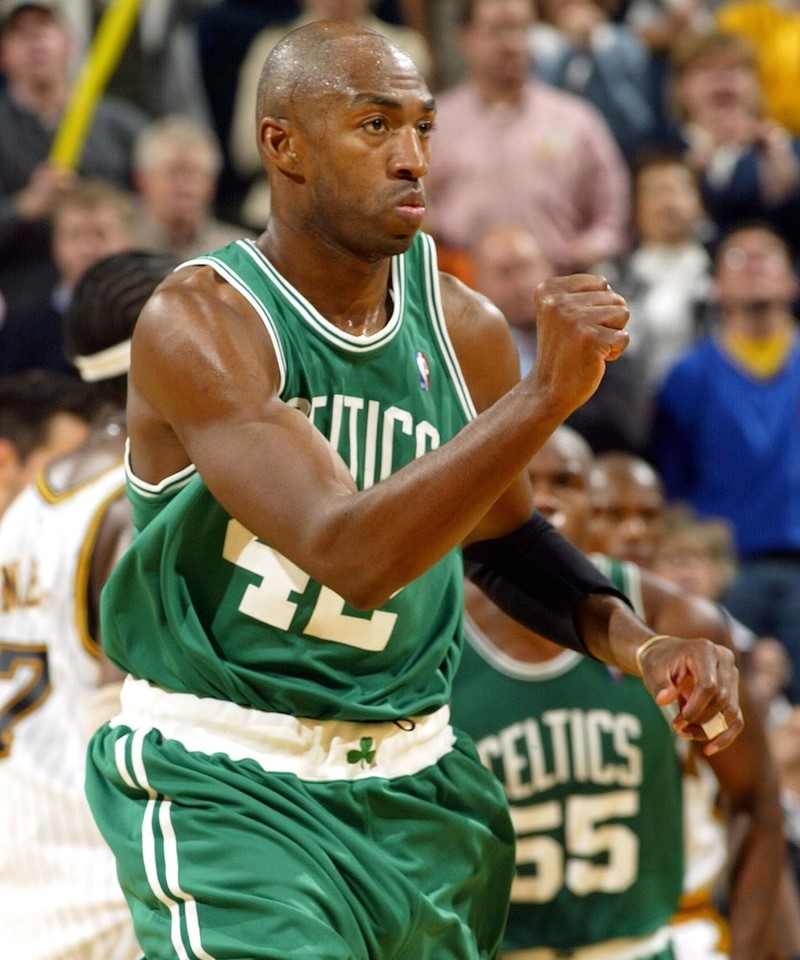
top-left (85, 678), bottom-right (515, 960)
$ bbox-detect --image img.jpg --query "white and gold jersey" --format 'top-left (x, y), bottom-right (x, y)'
top-left (0, 462), bottom-right (140, 960)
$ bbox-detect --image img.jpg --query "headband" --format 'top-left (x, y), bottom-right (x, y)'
top-left (73, 338), bottom-right (132, 383)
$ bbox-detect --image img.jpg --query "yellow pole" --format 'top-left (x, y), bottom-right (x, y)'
top-left (49, 0), bottom-right (141, 169)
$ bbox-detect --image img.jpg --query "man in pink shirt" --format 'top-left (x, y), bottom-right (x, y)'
top-left (425, 0), bottom-right (631, 275)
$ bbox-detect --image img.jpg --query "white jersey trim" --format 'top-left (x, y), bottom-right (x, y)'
top-left (124, 439), bottom-right (197, 499)
top-left (181, 241), bottom-right (288, 392)
top-left (419, 232), bottom-right (478, 421)
top-left (463, 614), bottom-right (584, 680)
top-left (589, 553), bottom-right (645, 619)
top-left (241, 238), bottom-right (405, 353)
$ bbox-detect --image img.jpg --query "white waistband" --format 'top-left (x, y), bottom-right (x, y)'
top-left (502, 926), bottom-right (672, 960)
top-left (112, 676), bottom-right (456, 781)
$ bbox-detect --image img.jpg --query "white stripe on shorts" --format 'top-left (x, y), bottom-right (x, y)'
top-left (112, 676), bottom-right (457, 781)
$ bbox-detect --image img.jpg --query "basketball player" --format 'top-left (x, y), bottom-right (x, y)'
top-left (84, 20), bottom-right (741, 960)
top-left (453, 427), bottom-right (783, 960)
top-left (0, 250), bottom-right (179, 960)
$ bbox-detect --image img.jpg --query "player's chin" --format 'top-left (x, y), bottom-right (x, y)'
top-left (381, 230), bottom-right (419, 257)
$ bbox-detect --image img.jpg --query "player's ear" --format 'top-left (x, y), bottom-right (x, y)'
top-left (258, 117), bottom-right (303, 180)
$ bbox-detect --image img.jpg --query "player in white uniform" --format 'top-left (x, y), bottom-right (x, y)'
top-left (0, 250), bottom-right (178, 960)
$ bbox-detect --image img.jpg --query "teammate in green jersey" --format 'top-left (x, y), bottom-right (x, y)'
top-left (86, 19), bottom-right (743, 960)
top-left (453, 426), bottom-right (782, 960)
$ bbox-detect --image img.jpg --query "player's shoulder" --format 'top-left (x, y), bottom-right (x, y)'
top-left (437, 268), bottom-right (510, 344)
top-left (134, 261), bottom-right (269, 370)
top-left (437, 268), bottom-right (521, 411)
top-left (44, 436), bottom-right (126, 496)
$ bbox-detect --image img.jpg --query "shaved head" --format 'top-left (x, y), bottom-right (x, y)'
top-left (590, 452), bottom-right (664, 498)
top-left (545, 425), bottom-right (594, 470)
top-left (256, 19), bottom-right (419, 126)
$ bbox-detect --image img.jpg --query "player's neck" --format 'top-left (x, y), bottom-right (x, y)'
top-left (257, 224), bottom-right (395, 335)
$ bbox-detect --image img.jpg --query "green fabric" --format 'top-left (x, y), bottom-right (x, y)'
top-left (87, 722), bottom-right (514, 960)
top-left (100, 232), bottom-right (474, 721)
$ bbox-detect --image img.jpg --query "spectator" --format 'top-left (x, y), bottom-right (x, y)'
top-left (531, 0), bottom-right (661, 159)
top-left (0, 368), bottom-right (96, 518)
top-left (653, 222), bottom-right (800, 702)
top-left (0, 176), bottom-right (137, 376)
top-left (651, 502), bottom-right (760, 656)
top-left (623, 0), bottom-right (714, 141)
top-left (196, 0), bottom-right (300, 222)
top-left (132, 113), bottom-right (253, 259)
top-left (626, 0), bottom-right (715, 54)
top-left (228, 0), bottom-right (433, 228)
top-left (612, 148), bottom-right (714, 388)
top-left (425, 0), bottom-right (631, 276)
top-left (0, 0), bottom-right (146, 342)
top-left (652, 503), bottom-right (739, 604)
top-left (470, 221), bottom-right (551, 374)
top-left (426, 0), bottom-right (472, 89)
top-left (98, 0), bottom-right (218, 124)
top-left (471, 219), bottom-right (653, 454)
top-left (715, 0), bottom-right (800, 137)
top-left (668, 28), bottom-right (800, 262)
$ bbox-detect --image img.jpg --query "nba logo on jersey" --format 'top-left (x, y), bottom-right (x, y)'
top-left (415, 351), bottom-right (431, 391)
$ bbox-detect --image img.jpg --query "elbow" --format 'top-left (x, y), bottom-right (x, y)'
top-left (299, 508), bottom-right (411, 610)
top-left (309, 543), bottom-right (406, 612)
top-left (320, 563), bottom-right (401, 612)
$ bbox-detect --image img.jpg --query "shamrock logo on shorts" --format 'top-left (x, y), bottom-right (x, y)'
top-left (347, 736), bottom-right (376, 768)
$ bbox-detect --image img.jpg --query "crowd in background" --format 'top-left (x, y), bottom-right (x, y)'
top-left (3, 1), bottom-right (800, 957)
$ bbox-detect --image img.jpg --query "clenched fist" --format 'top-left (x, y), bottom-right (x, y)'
top-left (527, 274), bottom-right (630, 419)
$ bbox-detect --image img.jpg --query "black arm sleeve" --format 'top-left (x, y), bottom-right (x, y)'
top-left (462, 511), bottom-right (633, 658)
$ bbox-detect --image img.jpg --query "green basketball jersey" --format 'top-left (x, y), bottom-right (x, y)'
top-left (100, 233), bottom-right (475, 721)
top-left (451, 555), bottom-right (683, 951)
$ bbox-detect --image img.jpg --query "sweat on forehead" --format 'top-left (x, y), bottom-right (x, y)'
top-left (256, 20), bottom-right (405, 120)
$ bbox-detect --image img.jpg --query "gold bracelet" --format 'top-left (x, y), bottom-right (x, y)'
top-left (634, 634), bottom-right (671, 675)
